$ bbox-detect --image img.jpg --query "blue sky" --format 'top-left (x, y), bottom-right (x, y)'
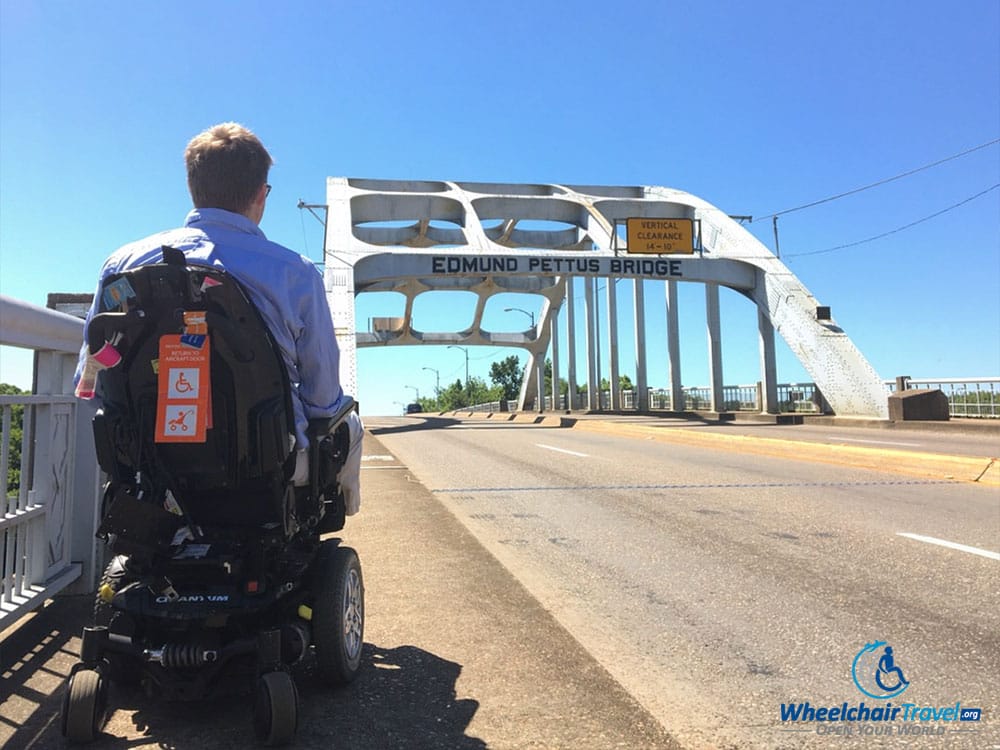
top-left (1, 1), bottom-right (998, 416)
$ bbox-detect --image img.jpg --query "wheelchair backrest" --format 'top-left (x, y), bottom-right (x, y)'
top-left (91, 247), bottom-right (295, 530)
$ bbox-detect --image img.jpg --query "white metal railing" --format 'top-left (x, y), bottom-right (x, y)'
top-left (1, 295), bottom-right (102, 632)
top-left (466, 379), bottom-right (999, 418)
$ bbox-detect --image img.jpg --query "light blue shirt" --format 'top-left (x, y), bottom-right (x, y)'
top-left (77, 208), bottom-right (345, 448)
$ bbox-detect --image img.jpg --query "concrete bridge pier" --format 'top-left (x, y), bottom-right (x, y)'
top-left (565, 278), bottom-right (579, 410)
top-left (607, 278), bottom-right (621, 410)
top-left (758, 307), bottom-right (779, 413)
top-left (666, 280), bottom-right (683, 411)
top-left (550, 310), bottom-right (561, 410)
top-left (584, 277), bottom-right (598, 410)
top-left (706, 283), bottom-right (724, 412)
top-left (634, 279), bottom-right (649, 412)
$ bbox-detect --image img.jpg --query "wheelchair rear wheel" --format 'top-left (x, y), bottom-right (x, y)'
top-left (312, 542), bottom-right (364, 686)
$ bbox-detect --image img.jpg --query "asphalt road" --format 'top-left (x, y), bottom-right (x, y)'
top-left (369, 416), bottom-right (1000, 749)
top-left (562, 413), bottom-right (1000, 458)
top-left (1, 428), bottom-right (677, 750)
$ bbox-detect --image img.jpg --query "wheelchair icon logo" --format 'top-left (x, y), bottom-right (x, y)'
top-left (174, 372), bottom-right (193, 393)
top-left (851, 641), bottom-right (910, 699)
top-left (167, 368), bottom-right (200, 399)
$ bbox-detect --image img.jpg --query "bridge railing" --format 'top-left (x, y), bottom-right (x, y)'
top-left (470, 379), bottom-right (999, 418)
top-left (1, 295), bottom-right (102, 633)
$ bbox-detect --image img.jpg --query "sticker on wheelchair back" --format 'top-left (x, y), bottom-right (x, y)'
top-left (155, 332), bottom-right (212, 443)
top-left (200, 276), bottom-right (224, 293)
top-left (180, 311), bottom-right (208, 349)
top-left (101, 276), bottom-right (137, 312)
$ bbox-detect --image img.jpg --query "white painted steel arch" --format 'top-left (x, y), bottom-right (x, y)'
top-left (323, 178), bottom-right (888, 418)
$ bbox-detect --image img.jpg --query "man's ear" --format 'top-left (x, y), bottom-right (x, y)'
top-left (247, 183), bottom-right (268, 224)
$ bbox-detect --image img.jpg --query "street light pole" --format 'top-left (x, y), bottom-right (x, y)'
top-left (422, 366), bottom-right (440, 394)
top-left (404, 385), bottom-right (419, 402)
top-left (503, 307), bottom-right (535, 327)
top-left (447, 345), bottom-right (469, 388)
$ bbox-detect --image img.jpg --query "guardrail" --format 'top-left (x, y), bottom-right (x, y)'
top-left (465, 379), bottom-right (999, 418)
top-left (1, 295), bottom-right (102, 632)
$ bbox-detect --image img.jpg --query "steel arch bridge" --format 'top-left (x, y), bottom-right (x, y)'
top-left (320, 178), bottom-right (888, 419)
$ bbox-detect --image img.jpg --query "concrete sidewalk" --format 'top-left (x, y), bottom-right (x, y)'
top-left (0, 432), bottom-right (678, 750)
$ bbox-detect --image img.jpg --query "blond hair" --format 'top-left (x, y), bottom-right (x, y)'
top-left (185, 123), bottom-right (273, 214)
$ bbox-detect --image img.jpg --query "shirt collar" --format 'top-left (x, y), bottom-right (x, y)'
top-left (184, 207), bottom-right (266, 238)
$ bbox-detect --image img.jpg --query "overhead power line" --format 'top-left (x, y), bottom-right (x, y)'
top-left (785, 183), bottom-right (1000, 258)
top-left (754, 138), bottom-right (1000, 221)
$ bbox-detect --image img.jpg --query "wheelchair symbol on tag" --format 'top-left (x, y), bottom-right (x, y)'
top-left (168, 368), bottom-right (200, 398)
top-left (174, 372), bottom-right (193, 393)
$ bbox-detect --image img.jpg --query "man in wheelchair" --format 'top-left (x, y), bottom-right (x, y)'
top-left (64, 123), bottom-right (365, 745)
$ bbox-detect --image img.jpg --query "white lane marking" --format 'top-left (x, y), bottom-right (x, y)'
top-left (831, 437), bottom-right (923, 447)
top-left (363, 455), bottom-right (396, 461)
top-left (536, 443), bottom-right (589, 458)
top-left (897, 532), bottom-right (1000, 561)
top-left (361, 466), bottom-right (407, 470)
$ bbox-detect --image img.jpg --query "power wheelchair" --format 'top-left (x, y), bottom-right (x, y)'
top-left (62, 247), bottom-right (364, 746)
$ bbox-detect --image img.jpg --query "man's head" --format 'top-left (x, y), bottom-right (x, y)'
top-left (185, 123), bottom-right (273, 222)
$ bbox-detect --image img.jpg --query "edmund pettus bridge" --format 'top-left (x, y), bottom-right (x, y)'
top-left (319, 178), bottom-right (888, 419)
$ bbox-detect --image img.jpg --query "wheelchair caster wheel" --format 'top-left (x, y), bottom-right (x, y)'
top-left (253, 671), bottom-right (298, 746)
top-left (313, 543), bottom-right (364, 686)
top-left (61, 668), bottom-right (108, 743)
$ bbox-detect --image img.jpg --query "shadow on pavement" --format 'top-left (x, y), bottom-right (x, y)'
top-left (368, 416), bottom-right (462, 435)
top-left (1, 597), bottom-right (483, 750)
top-left (1, 596), bottom-right (90, 750)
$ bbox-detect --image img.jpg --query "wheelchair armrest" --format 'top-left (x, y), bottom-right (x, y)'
top-left (88, 309), bottom-right (146, 353)
top-left (305, 397), bottom-right (356, 532)
top-left (306, 396), bottom-right (357, 441)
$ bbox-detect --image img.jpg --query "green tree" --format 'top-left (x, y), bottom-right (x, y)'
top-left (1, 383), bottom-right (27, 495)
top-left (417, 395), bottom-right (440, 413)
top-left (436, 379), bottom-right (466, 410)
top-left (489, 355), bottom-right (523, 402)
top-left (596, 375), bottom-right (634, 392)
top-left (542, 358), bottom-right (568, 397)
top-left (436, 376), bottom-right (502, 410)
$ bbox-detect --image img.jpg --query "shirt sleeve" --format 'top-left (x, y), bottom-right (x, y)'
top-left (292, 262), bottom-right (344, 417)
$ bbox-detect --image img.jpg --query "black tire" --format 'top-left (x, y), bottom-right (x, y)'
top-left (93, 555), bottom-right (142, 686)
top-left (253, 671), bottom-right (298, 746)
top-left (312, 543), bottom-right (364, 686)
top-left (61, 668), bottom-right (107, 743)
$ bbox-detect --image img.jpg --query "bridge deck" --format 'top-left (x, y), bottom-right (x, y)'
top-left (2, 416), bottom-right (996, 748)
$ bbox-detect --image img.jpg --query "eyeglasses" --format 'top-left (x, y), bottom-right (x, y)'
top-left (265, 184), bottom-right (272, 197)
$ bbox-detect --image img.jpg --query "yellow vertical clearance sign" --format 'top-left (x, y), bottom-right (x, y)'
top-left (626, 218), bottom-right (694, 254)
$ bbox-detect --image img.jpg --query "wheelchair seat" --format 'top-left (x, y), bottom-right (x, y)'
top-left (62, 246), bottom-right (364, 746)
